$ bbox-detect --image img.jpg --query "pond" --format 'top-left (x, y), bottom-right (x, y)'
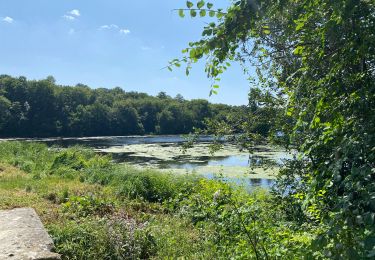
top-left (6, 135), bottom-right (292, 189)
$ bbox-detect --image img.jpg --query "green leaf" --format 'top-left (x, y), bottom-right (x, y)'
top-left (293, 46), bottom-right (304, 55)
top-left (178, 9), bottom-right (185, 18)
top-left (189, 49), bottom-right (196, 58)
top-left (202, 29), bottom-right (212, 36)
top-left (364, 213), bottom-right (374, 226)
top-left (209, 10), bottom-right (215, 17)
top-left (262, 25), bottom-right (270, 34)
top-left (197, 0), bottom-right (205, 9)
top-left (216, 12), bottom-right (224, 19)
top-left (200, 10), bottom-right (206, 17)
top-left (190, 10), bottom-right (197, 17)
top-left (209, 89), bottom-right (218, 96)
top-left (207, 3), bottom-right (213, 9)
top-left (294, 19), bottom-right (306, 31)
top-left (213, 85), bottom-right (219, 89)
top-left (286, 107), bottom-right (293, 116)
top-left (186, 1), bottom-right (193, 8)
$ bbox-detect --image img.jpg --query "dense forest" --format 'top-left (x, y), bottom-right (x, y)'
top-left (0, 75), bottom-right (246, 137)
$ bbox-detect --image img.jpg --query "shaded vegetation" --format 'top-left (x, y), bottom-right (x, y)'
top-left (174, 0), bottom-right (375, 258)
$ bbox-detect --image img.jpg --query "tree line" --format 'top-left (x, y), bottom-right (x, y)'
top-left (0, 75), bottom-right (249, 137)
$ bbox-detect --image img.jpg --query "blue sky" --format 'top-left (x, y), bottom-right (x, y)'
top-left (0, 0), bottom-right (252, 105)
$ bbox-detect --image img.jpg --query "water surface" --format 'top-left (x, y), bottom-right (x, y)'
top-left (4, 135), bottom-right (292, 189)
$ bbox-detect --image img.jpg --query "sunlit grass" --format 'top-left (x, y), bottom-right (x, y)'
top-left (0, 141), bottom-right (314, 259)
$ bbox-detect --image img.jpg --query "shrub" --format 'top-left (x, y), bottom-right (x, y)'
top-left (51, 149), bottom-right (88, 171)
top-left (49, 215), bottom-right (156, 260)
top-left (51, 147), bottom-right (113, 182)
top-left (175, 179), bottom-right (313, 258)
top-left (49, 218), bottom-right (113, 259)
top-left (114, 166), bottom-right (199, 203)
top-left (106, 212), bottom-right (156, 259)
top-left (0, 141), bottom-right (53, 175)
top-left (62, 195), bottom-right (114, 218)
top-left (0, 142), bottom-right (114, 182)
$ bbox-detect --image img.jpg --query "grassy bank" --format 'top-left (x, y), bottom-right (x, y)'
top-left (0, 141), bottom-right (316, 259)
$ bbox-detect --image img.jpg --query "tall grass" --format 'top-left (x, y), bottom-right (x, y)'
top-left (0, 141), bottom-right (200, 203)
top-left (0, 141), bottom-right (54, 175)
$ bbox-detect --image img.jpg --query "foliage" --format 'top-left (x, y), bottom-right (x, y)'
top-left (62, 195), bottom-right (115, 218)
top-left (0, 141), bottom-right (317, 258)
top-left (148, 216), bottom-right (218, 259)
top-left (176, 0), bottom-right (375, 258)
top-left (174, 179), bottom-right (313, 259)
top-left (0, 141), bottom-right (55, 175)
top-left (0, 75), bottom-right (244, 137)
top-left (50, 215), bottom-right (155, 260)
top-left (0, 141), bottom-right (200, 204)
top-left (113, 166), bottom-right (199, 203)
top-left (49, 219), bottom-right (113, 260)
top-left (0, 95), bottom-right (11, 130)
top-left (0, 141), bottom-right (113, 182)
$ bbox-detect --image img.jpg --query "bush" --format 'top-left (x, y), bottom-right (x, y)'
top-left (50, 218), bottom-right (114, 259)
top-left (0, 141), bottom-right (53, 175)
top-left (62, 195), bottom-right (115, 218)
top-left (51, 147), bottom-right (114, 182)
top-left (51, 149), bottom-right (89, 171)
top-left (49, 215), bottom-right (156, 260)
top-left (113, 166), bottom-right (199, 203)
top-left (106, 212), bottom-right (156, 259)
top-left (0, 142), bottom-right (114, 183)
top-left (175, 179), bottom-right (314, 258)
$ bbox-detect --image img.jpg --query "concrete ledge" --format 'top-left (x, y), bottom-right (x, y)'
top-left (0, 208), bottom-right (61, 260)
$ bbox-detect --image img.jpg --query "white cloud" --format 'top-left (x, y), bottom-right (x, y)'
top-left (119, 29), bottom-right (130, 35)
top-left (63, 15), bottom-right (76, 21)
top-left (99, 24), bottom-right (119, 30)
top-left (69, 9), bottom-right (80, 17)
top-left (63, 9), bottom-right (80, 21)
top-left (99, 24), bottom-right (131, 35)
top-left (2, 16), bottom-right (14, 23)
